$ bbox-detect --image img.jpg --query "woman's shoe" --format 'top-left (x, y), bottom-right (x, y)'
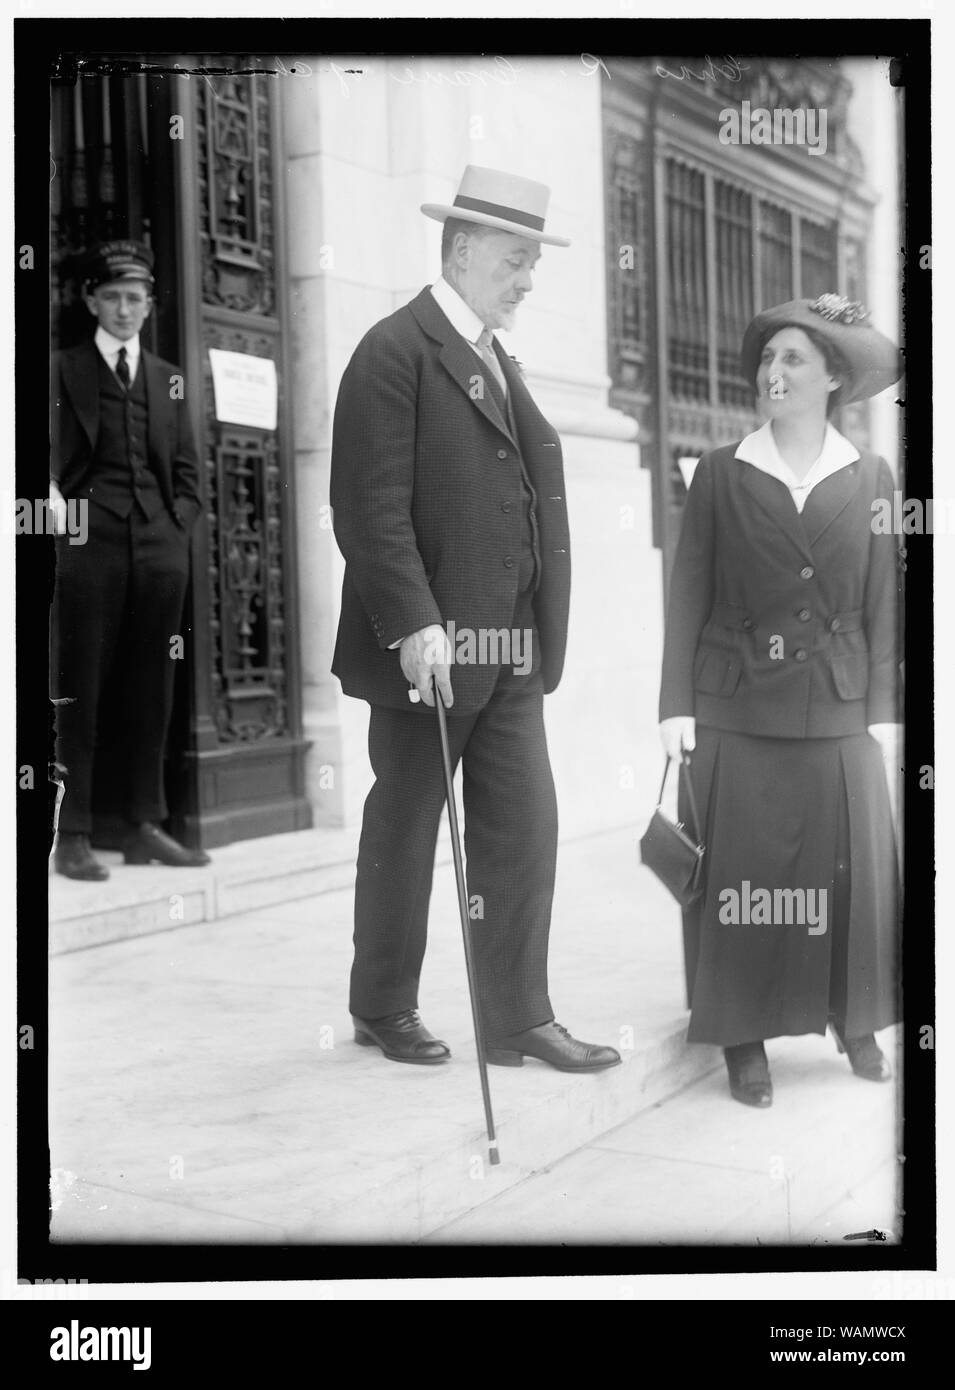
top-left (723, 1041), bottom-right (773, 1108)
top-left (830, 1024), bottom-right (891, 1082)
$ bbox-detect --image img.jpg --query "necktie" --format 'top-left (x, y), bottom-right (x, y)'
top-left (115, 346), bottom-right (130, 390)
top-left (476, 328), bottom-right (507, 403)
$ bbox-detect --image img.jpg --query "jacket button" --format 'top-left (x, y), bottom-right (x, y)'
top-left (794, 648), bottom-right (808, 662)
top-left (497, 449), bottom-right (508, 460)
top-left (829, 616), bottom-right (841, 632)
top-left (501, 502), bottom-right (512, 513)
top-left (797, 608), bottom-right (811, 622)
top-left (742, 617), bottom-right (754, 630)
top-left (503, 556), bottom-right (514, 568)
top-left (800, 565), bottom-right (814, 580)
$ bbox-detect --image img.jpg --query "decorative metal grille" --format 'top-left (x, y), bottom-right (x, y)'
top-left (715, 179), bottom-right (754, 408)
top-left (801, 218), bottom-right (839, 301)
top-left (197, 70), bottom-right (288, 747)
top-left (198, 71), bottom-right (275, 314)
top-left (758, 201), bottom-right (793, 311)
top-left (665, 159), bottom-right (708, 403)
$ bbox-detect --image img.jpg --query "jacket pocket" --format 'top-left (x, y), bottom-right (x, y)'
top-left (694, 646), bottom-right (742, 697)
top-left (830, 653), bottom-right (869, 701)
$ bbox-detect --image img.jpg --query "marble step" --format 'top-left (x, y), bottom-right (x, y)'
top-left (49, 826), bottom-right (364, 955)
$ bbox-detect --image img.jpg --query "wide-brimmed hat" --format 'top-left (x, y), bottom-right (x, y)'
top-left (741, 295), bottom-right (901, 404)
top-left (421, 164), bottom-right (570, 247)
top-left (81, 239), bottom-right (155, 292)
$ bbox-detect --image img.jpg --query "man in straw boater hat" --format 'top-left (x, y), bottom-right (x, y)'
top-left (330, 166), bottom-right (620, 1072)
top-left (50, 239), bottom-right (209, 879)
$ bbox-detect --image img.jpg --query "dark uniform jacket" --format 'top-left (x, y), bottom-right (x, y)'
top-left (330, 287), bottom-right (571, 712)
top-left (659, 443), bottom-right (903, 738)
top-left (52, 339), bottom-right (202, 531)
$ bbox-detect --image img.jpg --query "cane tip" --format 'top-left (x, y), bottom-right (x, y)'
top-left (489, 1146), bottom-right (501, 1166)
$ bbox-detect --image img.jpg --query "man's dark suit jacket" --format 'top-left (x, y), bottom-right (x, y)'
top-left (330, 286), bottom-right (571, 713)
top-left (659, 444), bottom-right (903, 738)
top-left (52, 339), bottom-right (202, 531)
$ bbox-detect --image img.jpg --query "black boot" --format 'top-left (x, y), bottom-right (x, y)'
top-left (830, 1024), bottom-right (891, 1082)
top-left (53, 832), bottom-right (109, 881)
top-left (723, 1040), bottom-right (773, 1107)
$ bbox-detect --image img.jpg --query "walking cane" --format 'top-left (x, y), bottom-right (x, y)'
top-left (433, 683), bottom-right (501, 1166)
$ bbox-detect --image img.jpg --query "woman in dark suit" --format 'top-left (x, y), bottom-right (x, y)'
top-left (658, 294), bottom-right (903, 1107)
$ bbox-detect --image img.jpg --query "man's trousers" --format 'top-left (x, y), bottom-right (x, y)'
top-left (348, 650), bottom-right (558, 1041)
top-left (51, 500), bottom-right (190, 834)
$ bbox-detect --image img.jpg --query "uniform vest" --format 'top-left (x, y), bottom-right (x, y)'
top-left (83, 353), bottom-right (163, 520)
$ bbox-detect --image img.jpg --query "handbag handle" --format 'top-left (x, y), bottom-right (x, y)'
top-left (657, 753), bottom-right (703, 846)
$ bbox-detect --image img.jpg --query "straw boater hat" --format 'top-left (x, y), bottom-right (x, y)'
top-left (421, 164), bottom-right (571, 247)
top-left (740, 294), bottom-right (901, 404)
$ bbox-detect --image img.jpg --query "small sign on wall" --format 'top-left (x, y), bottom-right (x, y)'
top-left (208, 349), bottom-right (278, 431)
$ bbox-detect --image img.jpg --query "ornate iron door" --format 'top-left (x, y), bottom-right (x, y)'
top-left (164, 60), bottom-right (311, 847)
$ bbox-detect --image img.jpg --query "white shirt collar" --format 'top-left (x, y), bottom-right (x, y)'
top-left (94, 325), bottom-right (142, 367)
top-left (429, 275), bottom-right (489, 350)
top-left (735, 420), bottom-right (859, 512)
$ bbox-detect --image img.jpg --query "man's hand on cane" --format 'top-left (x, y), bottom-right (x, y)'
top-left (659, 715), bottom-right (696, 761)
top-left (400, 624), bottom-right (453, 708)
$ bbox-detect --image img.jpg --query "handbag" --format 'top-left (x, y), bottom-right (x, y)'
top-left (639, 753), bottom-right (706, 908)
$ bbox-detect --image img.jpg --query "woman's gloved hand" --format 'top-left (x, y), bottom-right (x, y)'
top-left (659, 716), bottom-right (696, 761)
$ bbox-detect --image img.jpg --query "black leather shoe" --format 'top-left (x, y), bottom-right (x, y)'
top-left (352, 1009), bottom-right (451, 1064)
top-left (53, 832), bottom-right (110, 881)
top-left (724, 1041), bottom-right (773, 1108)
top-left (486, 1021), bottom-right (621, 1072)
top-left (831, 1025), bottom-right (891, 1082)
top-left (123, 823), bottom-right (211, 867)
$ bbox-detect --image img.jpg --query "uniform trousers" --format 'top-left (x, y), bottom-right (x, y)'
top-left (51, 499), bottom-right (191, 833)
top-left (349, 606), bottom-right (558, 1040)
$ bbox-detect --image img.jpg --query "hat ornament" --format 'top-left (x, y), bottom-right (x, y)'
top-left (808, 293), bottom-right (870, 326)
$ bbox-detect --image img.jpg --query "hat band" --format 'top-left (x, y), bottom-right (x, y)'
top-left (453, 193), bottom-right (545, 232)
top-left (87, 265), bottom-right (153, 281)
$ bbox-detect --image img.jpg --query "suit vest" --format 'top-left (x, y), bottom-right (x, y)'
top-left (83, 353), bottom-right (163, 520)
top-left (493, 375), bottom-right (541, 596)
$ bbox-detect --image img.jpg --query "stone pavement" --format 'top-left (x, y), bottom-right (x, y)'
top-left (49, 824), bottom-right (901, 1247)
top-left (425, 1033), bottom-right (900, 1245)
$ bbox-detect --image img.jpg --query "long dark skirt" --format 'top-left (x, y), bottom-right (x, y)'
top-left (678, 725), bottom-right (901, 1047)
